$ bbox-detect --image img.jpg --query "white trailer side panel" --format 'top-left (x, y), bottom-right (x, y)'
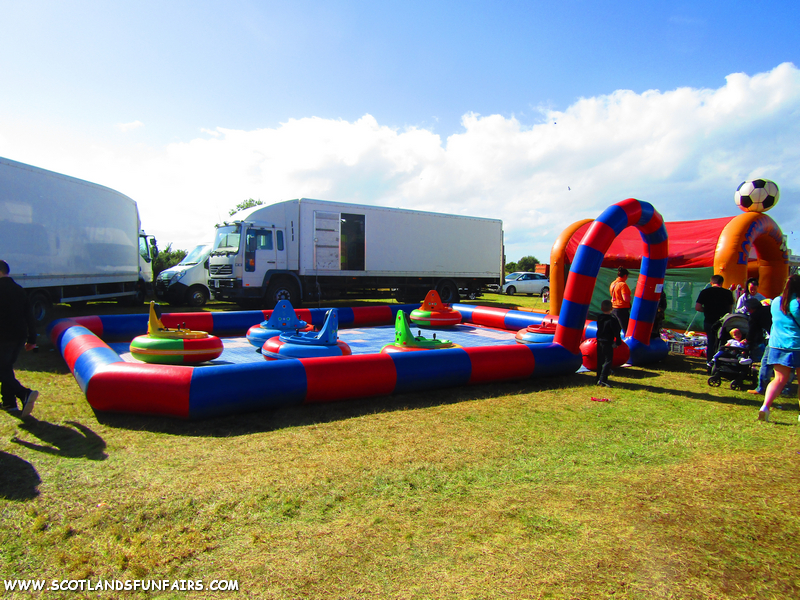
top-left (0, 157), bottom-right (140, 288)
top-left (294, 199), bottom-right (502, 277)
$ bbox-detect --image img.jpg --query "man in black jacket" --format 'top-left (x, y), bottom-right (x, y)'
top-left (695, 274), bottom-right (734, 358)
top-left (0, 260), bottom-right (38, 418)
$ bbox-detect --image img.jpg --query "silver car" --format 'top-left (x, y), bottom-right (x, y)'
top-left (502, 272), bottom-right (550, 296)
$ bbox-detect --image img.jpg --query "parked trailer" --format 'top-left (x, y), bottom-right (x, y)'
top-left (0, 156), bottom-right (158, 322)
top-left (208, 198), bottom-right (503, 308)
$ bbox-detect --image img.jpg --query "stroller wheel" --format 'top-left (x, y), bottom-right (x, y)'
top-left (708, 376), bottom-right (722, 387)
top-left (730, 380), bottom-right (742, 391)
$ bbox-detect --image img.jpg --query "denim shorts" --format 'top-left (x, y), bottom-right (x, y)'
top-left (766, 346), bottom-right (800, 369)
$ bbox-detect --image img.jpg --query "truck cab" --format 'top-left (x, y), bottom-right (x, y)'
top-left (138, 231), bottom-right (158, 300)
top-left (208, 219), bottom-right (292, 307)
top-left (155, 243), bottom-right (213, 306)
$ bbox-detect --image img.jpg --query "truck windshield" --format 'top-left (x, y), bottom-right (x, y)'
top-left (213, 225), bottom-right (241, 252)
top-left (180, 244), bottom-right (212, 265)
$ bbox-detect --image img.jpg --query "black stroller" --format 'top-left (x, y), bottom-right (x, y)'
top-left (707, 313), bottom-right (755, 391)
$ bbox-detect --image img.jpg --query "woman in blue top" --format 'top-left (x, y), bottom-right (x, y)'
top-left (759, 274), bottom-right (800, 422)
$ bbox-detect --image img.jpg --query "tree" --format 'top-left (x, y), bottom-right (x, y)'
top-left (153, 243), bottom-right (187, 278)
top-left (505, 262), bottom-right (518, 274)
top-left (516, 256), bottom-right (540, 272)
top-left (229, 198), bottom-right (264, 216)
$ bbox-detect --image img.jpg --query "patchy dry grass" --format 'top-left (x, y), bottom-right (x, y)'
top-left (1, 302), bottom-right (798, 599)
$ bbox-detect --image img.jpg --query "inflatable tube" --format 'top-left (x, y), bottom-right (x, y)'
top-left (262, 308), bottom-right (352, 360)
top-left (714, 212), bottom-right (788, 299)
top-left (554, 198), bottom-right (669, 365)
top-left (130, 335), bottom-right (224, 365)
top-left (515, 319), bottom-right (558, 344)
top-left (381, 310), bottom-right (460, 353)
top-left (549, 219), bottom-right (593, 318)
top-left (246, 299), bottom-right (312, 348)
top-left (579, 338), bottom-right (630, 371)
top-left (128, 301), bottom-right (224, 365)
top-left (263, 336), bottom-right (352, 359)
top-left (409, 290), bottom-right (462, 327)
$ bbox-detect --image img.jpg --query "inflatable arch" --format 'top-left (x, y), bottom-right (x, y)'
top-left (714, 212), bottom-right (788, 299)
top-left (554, 198), bottom-right (669, 365)
top-left (550, 211), bottom-right (789, 324)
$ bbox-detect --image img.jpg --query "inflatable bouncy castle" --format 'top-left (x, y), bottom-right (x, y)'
top-left (550, 212), bottom-right (789, 330)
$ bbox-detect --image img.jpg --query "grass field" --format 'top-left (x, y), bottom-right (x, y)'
top-left (1, 295), bottom-right (799, 599)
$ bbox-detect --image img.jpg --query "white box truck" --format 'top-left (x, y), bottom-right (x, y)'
top-left (155, 242), bottom-right (213, 307)
top-left (0, 156), bottom-right (158, 322)
top-left (208, 198), bottom-right (503, 308)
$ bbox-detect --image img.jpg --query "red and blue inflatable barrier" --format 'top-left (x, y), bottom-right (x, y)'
top-left (48, 304), bottom-right (579, 419)
top-left (49, 198), bottom-right (669, 420)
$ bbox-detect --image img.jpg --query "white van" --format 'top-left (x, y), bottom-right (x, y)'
top-left (155, 243), bottom-right (213, 307)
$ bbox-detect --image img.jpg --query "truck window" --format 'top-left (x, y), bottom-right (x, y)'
top-left (277, 230), bottom-right (284, 251)
top-left (214, 225), bottom-right (241, 252)
top-left (138, 236), bottom-right (151, 262)
top-left (245, 229), bottom-right (273, 272)
top-left (340, 213), bottom-right (365, 271)
top-left (246, 230), bottom-right (273, 251)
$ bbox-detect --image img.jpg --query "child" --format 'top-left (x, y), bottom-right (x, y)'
top-left (596, 299), bottom-right (622, 388)
top-left (710, 327), bottom-right (749, 363)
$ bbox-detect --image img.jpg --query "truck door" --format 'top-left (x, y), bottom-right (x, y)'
top-left (314, 211), bottom-right (340, 270)
top-left (242, 228), bottom-right (277, 289)
top-left (275, 229), bottom-right (288, 270)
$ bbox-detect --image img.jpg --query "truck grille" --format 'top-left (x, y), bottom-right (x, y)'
top-left (209, 264), bottom-right (232, 276)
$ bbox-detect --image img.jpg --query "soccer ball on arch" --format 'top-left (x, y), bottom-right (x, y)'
top-left (734, 179), bottom-right (780, 213)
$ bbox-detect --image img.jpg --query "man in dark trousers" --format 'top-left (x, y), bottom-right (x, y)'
top-left (596, 299), bottom-right (622, 388)
top-left (695, 274), bottom-right (734, 361)
top-left (0, 260), bottom-right (38, 418)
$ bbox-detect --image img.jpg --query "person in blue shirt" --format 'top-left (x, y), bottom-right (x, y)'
top-left (758, 274), bottom-right (800, 422)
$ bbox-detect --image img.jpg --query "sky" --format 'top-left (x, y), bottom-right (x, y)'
top-left (1, 0), bottom-right (799, 264)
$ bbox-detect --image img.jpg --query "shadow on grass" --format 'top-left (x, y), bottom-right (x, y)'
top-left (12, 419), bottom-right (108, 460)
top-left (608, 356), bottom-right (800, 415)
top-left (0, 451), bottom-right (41, 500)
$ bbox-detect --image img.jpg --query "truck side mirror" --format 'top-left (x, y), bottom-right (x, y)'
top-left (150, 238), bottom-right (159, 258)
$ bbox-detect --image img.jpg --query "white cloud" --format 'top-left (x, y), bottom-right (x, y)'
top-left (2, 63), bottom-right (799, 264)
top-left (115, 120), bottom-right (144, 133)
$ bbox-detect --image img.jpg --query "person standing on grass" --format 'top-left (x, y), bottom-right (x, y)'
top-left (736, 277), bottom-right (766, 313)
top-left (748, 298), bottom-right (794, 397)
top-left (596, 299), bottom-right (622, 389)
top-left (0, 260), bottom-right (38, 418)
top-left (758, 274), bottom-right (800, 422)
top-left (695, 274), bottom-right (734, 362)
top-left (609, 267), bottom-right (631, 336)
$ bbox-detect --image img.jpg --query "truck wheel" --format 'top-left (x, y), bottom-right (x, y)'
top-left (266, 280), bottom-right (300, 309)
top-left (436, 280), bottom-right (460, 303)
top-left (29, 292), bottom-right (52, 323)
top-left (186, 286), bottom-right (209, 308)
